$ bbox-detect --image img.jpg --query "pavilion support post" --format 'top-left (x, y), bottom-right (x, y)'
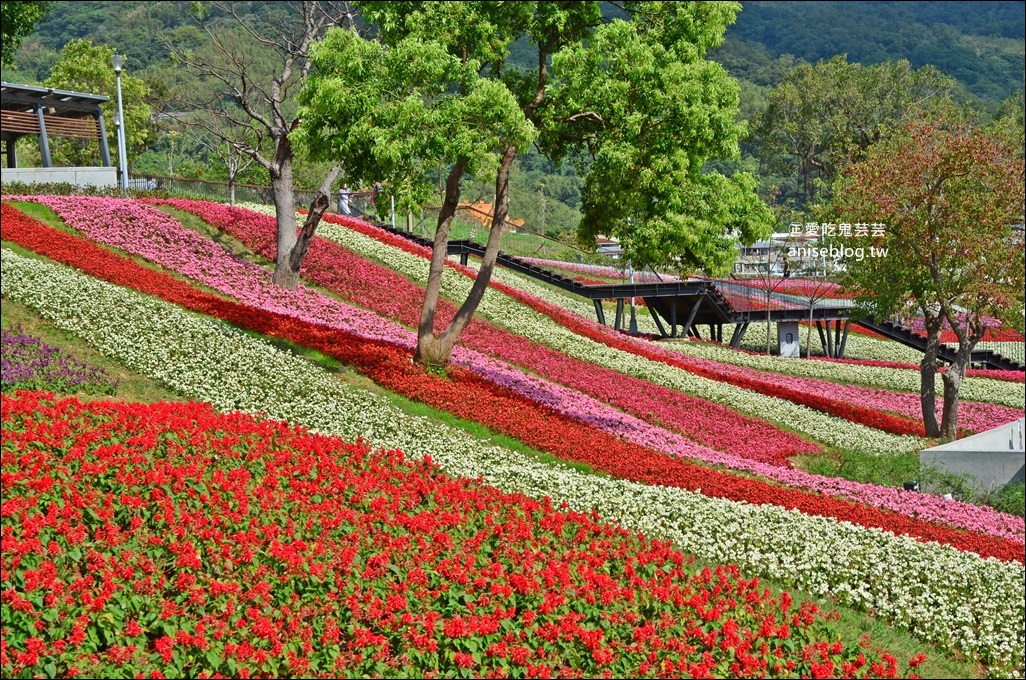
top-left (834, 320), bottom-right (843, 354)
top-left (729, 322), bottom-right (750, 348)
top-left (816, 320), bottom-right (828, 356)
top-left (460, 251), bottom-right (469, 266)
top-left (825, 319), bottom-right (835, 358)
top-left (729, 324), bottom-right (742, 347)
top-left (97, 110), bottom-right (112, 167)
top-left (670, 302), bottom-right (678, 338)
top-left (594, 300), bottom-right (606, 326)
top-left (5, 140), bottom-right (15, 169)
top-left (646, 300), bottom-right (669, 338)
top-left (680, 297), bottom-right (702, 339)
top-left (837, 320), bottom-right (851, 359)
top-left (35, 107), bottom-right (52, 168)
top-left (614, 299), bottom-right (625, 331)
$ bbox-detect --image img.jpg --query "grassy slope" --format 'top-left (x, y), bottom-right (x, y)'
top-left (0, 199), bottom-right (987, 678)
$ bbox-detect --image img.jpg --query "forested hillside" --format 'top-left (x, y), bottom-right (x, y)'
top-left (714, 1), bottom-right (1024, 103)
top-left (9, 1), bottom-right (1023, 103)
top-left (2, 1), bottom-right (1024, 240)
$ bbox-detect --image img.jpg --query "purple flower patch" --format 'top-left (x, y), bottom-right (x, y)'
top-left (1, 325), bottom-right (117, 395)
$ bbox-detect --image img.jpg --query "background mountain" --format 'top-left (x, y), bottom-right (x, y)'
top-left (713, 1), bottom-right (1024, 104)
top-left (8, 1), bottom-right (1023, 104)
top-left (3, 1), bottom-right (1024, 239)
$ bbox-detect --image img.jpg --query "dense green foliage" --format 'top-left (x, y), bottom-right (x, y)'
top-left (0, 1), bottom-right (51, 66)
top-left (546, 2), bottom-right (774, 273)
top-left (751, 56), bottom-right (956, 210)
top-left (43, 39), bottom-right (154, 165)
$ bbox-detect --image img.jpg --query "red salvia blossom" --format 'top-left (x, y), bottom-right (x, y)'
top-left (2, 391), bottom-right (917, 678)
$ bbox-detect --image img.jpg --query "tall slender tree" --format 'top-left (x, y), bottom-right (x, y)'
top-left (164, 1), bottom-right (358, 288)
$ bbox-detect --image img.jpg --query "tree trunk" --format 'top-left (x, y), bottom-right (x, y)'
top-left (413, 145), bottom-right (518, 368)
top-left (939, 309), bottom-right (986, 442)
top-left (939, 353), bottom-right (968, 442)
top-left (288, 166), bottom-right (341, 273)
top-left (919, 317), bottom-right (942, 437)
top-left (228, 178), bottom-right (236, 206)
top-left (414, 158), bottom-right (468, 367)
top-left (436, 145), bottom-right (518, 350)
top-left (268, 136), bottom-right (340, 290)
top-left (271, 156), bottom-right (300, 289)
top-left (807, 304), bottom-right (814, 358)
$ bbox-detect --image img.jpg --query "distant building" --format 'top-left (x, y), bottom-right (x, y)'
top-left (595, 235), bottom-right (622, 258)
top-left (734, 232), bottom-right (820, 277)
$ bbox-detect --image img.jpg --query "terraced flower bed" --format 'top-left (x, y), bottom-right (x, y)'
top-left (1, 391), bottom-right (913, 679)
top-left (4, 247), bottom-right (1024, 674)
top-left (9, 200), bottom-right (1021, 542)
top-left (8, 202), bottom-right (1022, 560)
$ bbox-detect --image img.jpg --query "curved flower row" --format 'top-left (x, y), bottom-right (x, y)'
top-left (12, 199), bottom-right (1020, 541)
top-left (3, 247), bottom-right (1023, 674)
top-left (697, 334), bottom-right (1026, 383)
top-left (7, 205), bottom-right (1021, 558)
top-left (662, 335), bottom-right (1026, 402)
top-left (5, 392), bottom-right (905, 679)
top-left (677, 354), bottom-right (1022, 435)
top-left (293, 211), bottom-right (930, 453)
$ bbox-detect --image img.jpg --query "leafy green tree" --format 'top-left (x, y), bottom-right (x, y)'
top-left (300, 4), bottom-right (537, 366)
top-left (301, 1), bottom-right (769, 366)
top-left (545, 2), bottom-right (774, 274)
top-left (1, 1), bottom-right (51, 66)
top-left (164, 1), bottom-right (357, 288)
top-left (42, 39), bottom-right (153, 170)
top-left (832, 121), bottom-right (1024, 440)
top-left (755, 56), bottom-right (955, 210)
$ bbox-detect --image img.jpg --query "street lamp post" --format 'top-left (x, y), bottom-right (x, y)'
top-left (111, 54), bottom-right (128, 193)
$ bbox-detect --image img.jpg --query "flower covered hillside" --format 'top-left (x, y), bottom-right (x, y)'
top-left (1, 392), bottom-right (912, 679)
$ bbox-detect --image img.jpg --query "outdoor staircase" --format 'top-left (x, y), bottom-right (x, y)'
top-left (855, 318), bottom-right (1026, 372)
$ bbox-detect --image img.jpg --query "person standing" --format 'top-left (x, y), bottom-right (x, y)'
top-left (338, 184), bottom-right (351, 215)
top-left (371, 181), bottom-right (383, 208)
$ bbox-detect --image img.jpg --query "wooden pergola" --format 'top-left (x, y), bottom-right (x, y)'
top-left (1, 82), bottom-right (112, 169)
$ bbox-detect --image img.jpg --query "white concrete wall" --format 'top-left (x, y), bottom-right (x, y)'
top-left (1, 167), bottom-right (117, 188)
top-left (921, 418), bottom-right (1025, 492)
